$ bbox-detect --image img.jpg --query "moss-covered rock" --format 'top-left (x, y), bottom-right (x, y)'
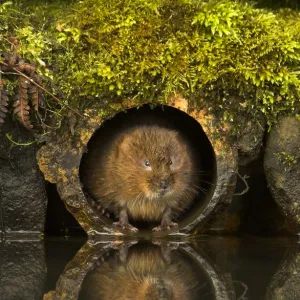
top-left (0, 118), bottom-right (47, 234)
top-left (264, 116), bottom-right (300, 234)
top-left (1, 0), bottom-right (300, 235)
top-left (236, 112), bottom-right (266, 166)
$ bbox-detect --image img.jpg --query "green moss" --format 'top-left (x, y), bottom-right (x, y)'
top-left (275, 151), bottom-right (299, 166)
top-left (1, 0), bottom-right (300, 133)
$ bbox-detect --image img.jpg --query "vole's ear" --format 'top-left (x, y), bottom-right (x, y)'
top-left (170, 130), bottom-right (180, 140)
top-left (115, 135), bottom-right (131, 158)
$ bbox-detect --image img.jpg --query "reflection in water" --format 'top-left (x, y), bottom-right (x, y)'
top-left (43, 238), bottom-right (237, 300)
top-left (0, 239), bottom-right (46, 300)
top-left (1, 237), bottom-right (298, 299)
top-left (266, 243), bottom-right (300, 300)
top-left (79, 242), bottom-right (212, 300)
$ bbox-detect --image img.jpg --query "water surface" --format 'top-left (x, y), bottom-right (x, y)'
top-left (1, 236), bottom-right (299, 300)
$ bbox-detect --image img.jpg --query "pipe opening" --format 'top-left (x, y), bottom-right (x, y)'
top-left (80, 105), bottom-right (216, 233)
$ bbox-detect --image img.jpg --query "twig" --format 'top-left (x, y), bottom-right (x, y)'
top-left (0, 61), bottom-right (84, 118)
top-left (234, 280), bottom-right (248, 300)
top-left (234, 172), bottom-right (250, 196)
top-left (0, 70), bottom-right (19, 76)
top-left (0, 35), bottom-right (17, 49)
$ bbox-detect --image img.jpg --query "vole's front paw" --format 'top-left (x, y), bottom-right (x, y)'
top-left (113, 221), bottom-right (138, 232)
top-left (152, 222), bottom-right (178, 232)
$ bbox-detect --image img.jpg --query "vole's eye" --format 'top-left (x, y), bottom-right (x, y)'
top-left (169, 160), bottom-right (173, 166)
top-left (144, 160), bottom-right (151, 167)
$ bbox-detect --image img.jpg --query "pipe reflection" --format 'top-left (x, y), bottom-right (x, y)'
top-left (44, 239), bottom-right (236, 300)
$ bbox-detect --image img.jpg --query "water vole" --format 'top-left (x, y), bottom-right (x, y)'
top-left (80, 243), bottom-right (196, 300)
top-left (85, 125), bottom-right (198, 232)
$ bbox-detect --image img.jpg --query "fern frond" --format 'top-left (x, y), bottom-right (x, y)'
top-left (13, 77), bottom-right (33, 129)
top-left (0, 81), bottom-right (9, 128)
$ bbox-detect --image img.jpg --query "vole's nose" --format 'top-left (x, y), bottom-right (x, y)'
top-left (160, 178), bottom-right (170, 190)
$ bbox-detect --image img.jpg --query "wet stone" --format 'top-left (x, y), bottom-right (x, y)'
top-left (0, 119), bottom-right (47, 234)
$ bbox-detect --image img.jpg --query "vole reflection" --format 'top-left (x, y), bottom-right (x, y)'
top-left (79, 242), bottom-right (212, 300)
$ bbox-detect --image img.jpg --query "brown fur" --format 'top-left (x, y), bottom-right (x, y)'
top-left (80, 245), bottom-right (195, 300)
top-left (86, 126), bottom-right (198, 226)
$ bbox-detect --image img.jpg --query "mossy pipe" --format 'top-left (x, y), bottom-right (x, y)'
top-left (37, 96), bottom-right (238, 236)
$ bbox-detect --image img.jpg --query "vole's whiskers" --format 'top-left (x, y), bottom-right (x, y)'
top-left (198, 179), bottom-right (215, 186)
top-left (197, 187), bottom-right (208, 195)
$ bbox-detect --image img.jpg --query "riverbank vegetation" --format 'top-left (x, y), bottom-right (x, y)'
top-left (0, 0), bottom-right (299, 133)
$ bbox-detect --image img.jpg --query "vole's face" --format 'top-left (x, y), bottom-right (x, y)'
top-left (118, 127), bottom-right (193, 201)
top-left (141, 154), bottom-right (174, 198)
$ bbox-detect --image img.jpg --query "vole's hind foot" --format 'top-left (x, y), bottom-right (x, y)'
top-left (152, 222), bottom-right (178, 232)
top-left (113, 221), bottom-right (138, 233)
